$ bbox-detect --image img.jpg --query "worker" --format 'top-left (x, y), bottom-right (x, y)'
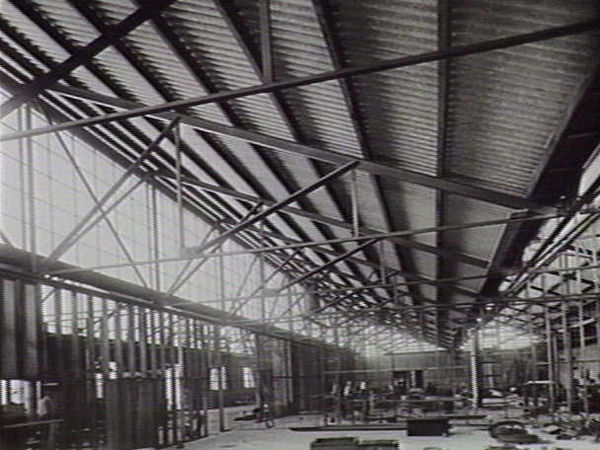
top-left (262, 403), bottom-right (275, 428)
top-left (35, 388), bottom-right (60, 449)
top-left (37, 390), bottom-right (57, 420)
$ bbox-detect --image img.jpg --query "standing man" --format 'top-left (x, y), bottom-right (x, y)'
top-left (37, 389), bottom-right (57, 419)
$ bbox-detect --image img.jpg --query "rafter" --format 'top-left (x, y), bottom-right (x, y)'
top-left (312, 0), bottom-right (427, 334)
top-left (0, 0), bottom-right (178, 118)
top-left (213, 0), bottom-right (374, 295)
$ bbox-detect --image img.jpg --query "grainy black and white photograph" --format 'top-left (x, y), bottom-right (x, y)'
top-left (0, 1), bottom-right (600, 449)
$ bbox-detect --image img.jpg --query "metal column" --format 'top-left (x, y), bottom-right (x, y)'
top-left (470, 328), bottom-right (482, 409)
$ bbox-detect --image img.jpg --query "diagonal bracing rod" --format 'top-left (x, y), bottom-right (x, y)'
top-left (229, 248), bottom-right (303, 317)
top-left (167, 201), bottom-right (266, 297)
top-left (164, 225), bottom-right (219, 297)
top-left (184, 160), bottom-right (359, 255)
top-left (0, 0), bottom-right (178, 119)
top-left (157, 171), bottom-right (488, 267)
top-left (38, 100), bottom-right (149, 288)
top-left (43, 117), bottom-right (180, 266)
top-left (278, 238), bottom-right (380, 293)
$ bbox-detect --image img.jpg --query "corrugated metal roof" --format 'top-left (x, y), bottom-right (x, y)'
top-left (442, 195), bottom-right (512, 263)
top-left (1, 0), bottom-right (598, 347)
top-left (331, 0), bottom-right (440, 176)
top-left (446, 0), bottom-right (600, 196)
top-left (270, 0), bottom-right (363, 157)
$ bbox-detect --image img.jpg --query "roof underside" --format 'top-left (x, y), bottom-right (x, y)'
top-left (0, 0), bottom-right (599, 349)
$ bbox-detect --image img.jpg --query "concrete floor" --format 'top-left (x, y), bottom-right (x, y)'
top-left (171, 410), bottom-right (600, 450)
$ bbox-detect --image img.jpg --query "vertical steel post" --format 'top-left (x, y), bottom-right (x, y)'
top-left (562, 302), bottom-right (574, 413)
top-left (18, 106), bottom-right (26, 249)
top-left (86, 295), bottom-right (99, 447)
top-left (200, 324), bottom-right (210, 437)
top-left (152, 185), bottom-right (161, 291)
top-left (593, 223), bottom-right (600, 399)
top-left (114, 304), bottom-right (123, 379)
top-left (24, 104), bottom-right (43, 411)
top-left (25, 104), bottom-right (36, 270)
top-left (351, 169), bottom-right (359, 237)
top-left (561, 256), bottom-right (574, 414)
top-left (288, 288), bottom-right (294, 333)
top-left (578, 300), bottom-right (589, 415)
top-left (528, 314), bottom-right (539, 407)
top-left (217, 248), bottom-right (226, 432)
top-left (542, 274), bottom-right (555, 414)
top-left (470, 328), bottom-right (482, 409)
top-left (333, 326), bottom-right (342, 423)
top-left (214, 325), bottom-right (225, 432)
top-left (259, 241), bottom-right (266, 322)
top-left (71, 291), bottom-right (81, 379)
top-left (259, 0), bottom-right (273, 82)
top-left (175, 121), bottom-right (185, 250)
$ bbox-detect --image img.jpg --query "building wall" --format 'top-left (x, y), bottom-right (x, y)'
top-left (363, 351), bottom-right (470, 393)
top-left (0, 275), bottom-right (359, 447)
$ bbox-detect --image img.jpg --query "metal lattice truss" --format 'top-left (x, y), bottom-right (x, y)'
top-left (1, 0), bottom-right (600, 350)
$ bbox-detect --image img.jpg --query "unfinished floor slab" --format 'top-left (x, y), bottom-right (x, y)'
top-left (169, 422), bottom-right (600, 450)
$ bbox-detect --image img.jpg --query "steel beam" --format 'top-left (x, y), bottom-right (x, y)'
top-left (184, 161), bottom-right (358, 255)
top-left (3, 18), bottom-right (597, 137)
top-left (278, 239), bottom-right (380, 293)
top-left (14, 83), bottom-right (556, 212)
top-left (0, 0), bottom-right (178, 119)
top-left (0, 244), bottom-right (350, 350)
top-left (312, 0), bottom-right (426, 332)
top-left (45, 214), bottom-right (600, 277)
top-left (156, 170), bottom-right (488, 267)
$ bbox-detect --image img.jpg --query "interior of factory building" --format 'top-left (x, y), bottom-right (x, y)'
top-left (1, 1), bottom-right (600, 449)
